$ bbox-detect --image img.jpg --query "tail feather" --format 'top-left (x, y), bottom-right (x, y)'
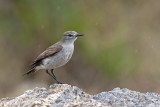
top-left (23, 67), bottom-right (36, 75)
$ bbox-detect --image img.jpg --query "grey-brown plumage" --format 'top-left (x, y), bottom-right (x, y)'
top-left (25, 44), bottom-right (62, 75)
top-left (24, 31), bottom-right (84, 84)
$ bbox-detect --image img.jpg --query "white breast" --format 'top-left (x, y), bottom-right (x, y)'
top-left (40, 43), bottom-right (74, 70)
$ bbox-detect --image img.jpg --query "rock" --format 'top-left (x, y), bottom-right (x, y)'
top-left (0, 84), bottom-right (160, 107)
top-left (93, 88), bottom-right (160, 107)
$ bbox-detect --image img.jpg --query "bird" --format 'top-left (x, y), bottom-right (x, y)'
top-left (24, 31), bottom-right (84, 84)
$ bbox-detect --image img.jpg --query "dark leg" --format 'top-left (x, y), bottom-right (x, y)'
top-left (45, 69), bottom-right (63, 84)
top-left (50, 69), bottom-right (56, 79)
top-left (50, 69), bottom-right (63, 84)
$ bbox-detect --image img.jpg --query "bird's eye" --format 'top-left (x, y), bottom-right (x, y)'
top-left (68, 34), bottom-right (72, 37)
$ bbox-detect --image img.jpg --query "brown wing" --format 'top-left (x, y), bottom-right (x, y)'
top-left (24, 43), bottom-right (62, 75)
top-left (31, 44), bottom-right (63, 67)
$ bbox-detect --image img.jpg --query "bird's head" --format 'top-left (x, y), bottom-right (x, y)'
top-left (61, 31), bottom-right (84, 43)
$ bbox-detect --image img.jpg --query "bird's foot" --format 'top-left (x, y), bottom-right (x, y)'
top-left (57, 81), bottom-right (64, 84)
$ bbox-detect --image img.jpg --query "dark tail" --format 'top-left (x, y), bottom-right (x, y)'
top-left (23, 67), bottom-right (36, 75)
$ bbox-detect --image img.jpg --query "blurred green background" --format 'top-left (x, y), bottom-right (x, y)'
top-left (1, 0), bottom-right (160, 98)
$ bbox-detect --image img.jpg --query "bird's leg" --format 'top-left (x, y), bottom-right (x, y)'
top-left (46, 70), bottom-right (61, 84)
top-left (45, 70), bottom-right (56, 80)
top-left (50, 69), bottom-right (63, 84)
top-left (46, 69), bottom-right (63, 84)
top-left (50, 69), bottom-right (56, 79)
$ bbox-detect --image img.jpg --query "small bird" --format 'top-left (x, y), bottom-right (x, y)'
top-left (24, 31), bottom-right (84, 84)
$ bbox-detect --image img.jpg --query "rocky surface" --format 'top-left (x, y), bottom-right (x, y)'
top-left (0, 84), bottom-right (160, 107)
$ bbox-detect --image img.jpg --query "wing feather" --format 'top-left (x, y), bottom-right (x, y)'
top-left (24, 43), bottom-right (63, 75)
top-left (31, 44), bottom-right (63, 67)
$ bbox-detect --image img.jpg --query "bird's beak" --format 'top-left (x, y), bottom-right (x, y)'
top-left (76, 34), bottom-right (84, 37)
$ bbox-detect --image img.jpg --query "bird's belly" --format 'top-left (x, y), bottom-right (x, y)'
top-left (42, 49), bottom-right (73, 69)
